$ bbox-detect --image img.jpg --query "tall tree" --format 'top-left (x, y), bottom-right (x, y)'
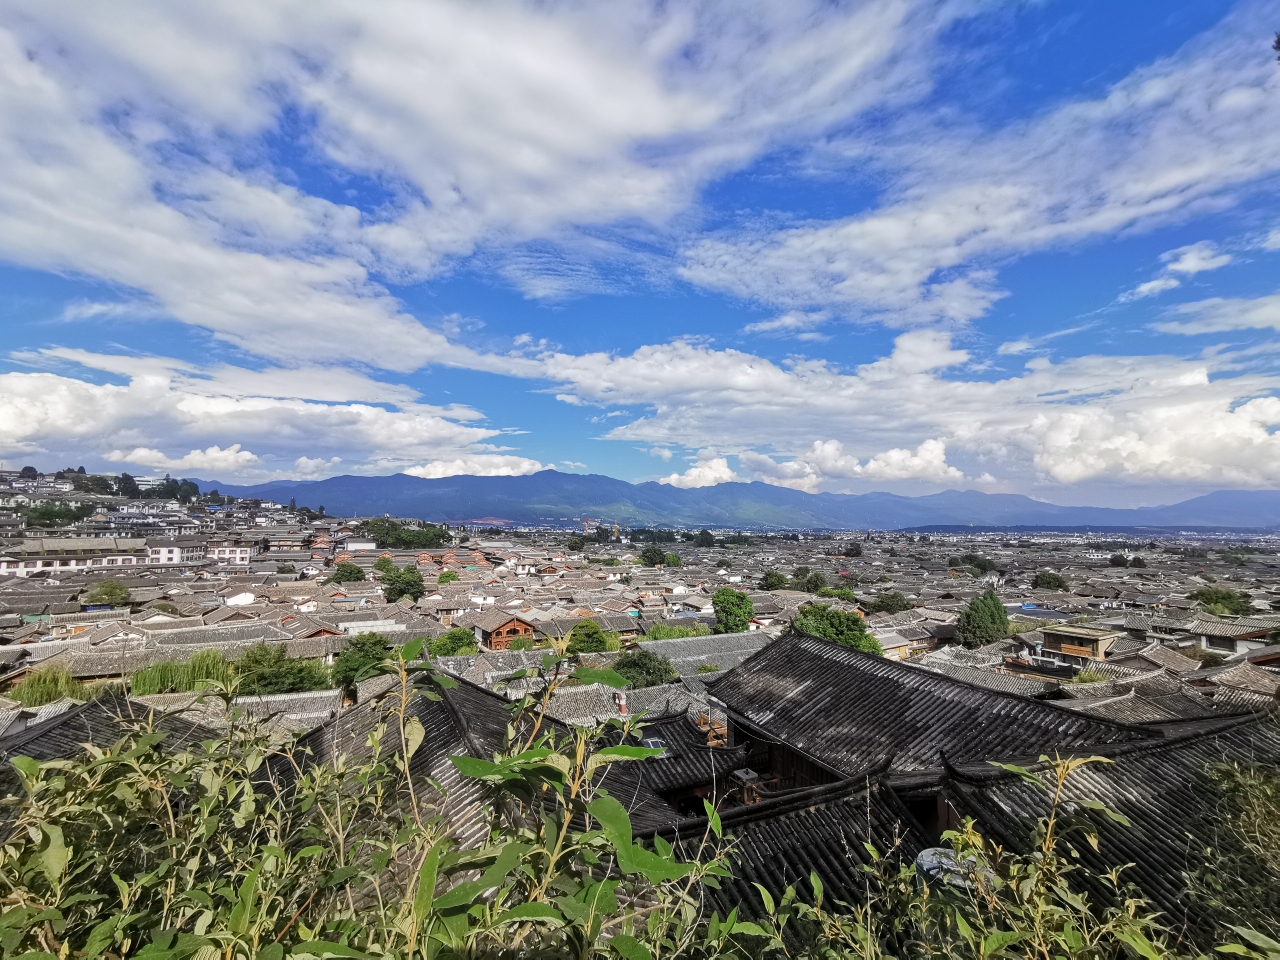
top-left (794, 604), bottom-right (883, 655)
top-left (712, 588), bottom-right (753, 634)
top-left (955, 589), bottom-right (1010, 648)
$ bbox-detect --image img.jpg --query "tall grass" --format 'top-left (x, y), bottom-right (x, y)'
top-left (10, 666), bottom-right (88, 707)
top-left (130, 650), bottom-right (233, 696)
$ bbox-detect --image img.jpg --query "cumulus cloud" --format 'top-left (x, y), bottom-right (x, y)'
top-left (0, 350), bottom-right (540, 482)
top-left (402, 456), bottom-right (548, 479)
top-left (738, 438), bottom-right (964, 491)
top-left (105, 444), bottom-right (261, 473)
top-left (542, 329), bottom-right (1280, 489)
top-left (742, 310), bottom-right (831, 338)
top-left (659, 454), bottom-right (740, 488)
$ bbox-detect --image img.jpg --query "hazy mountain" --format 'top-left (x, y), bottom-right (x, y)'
top-left (190, 471), bottom-right (1280, 530)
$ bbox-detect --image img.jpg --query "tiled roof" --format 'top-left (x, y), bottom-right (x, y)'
top-left (708, 632), bottom-right (1152, 774)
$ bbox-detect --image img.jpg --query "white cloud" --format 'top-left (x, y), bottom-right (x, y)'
top-left (742, 310), bottom-right (830, 337)
top-left (1120, 277), bottom-right (1181, 301)
top-left (0, 350), bottom-right (539, 482)
top-left (105, 443), bottom-right (260, 473)
top-left (738, 438), bottom-right (964, 490)
top-left (1154, 290), bottom-right (1280, 335)
top-left (647, 447), bottom-right (673, 462)
top-left (541, 329), bottom-right (1280, 489)
top-left (402, 456), bottom-right (548, 479)
top-left (659, 455), bottom-right (740, 488)
top-left (680, 8), bottom-right (1280, 323)
top-left (1265, 229), bottom-right (1280, 250)
top-left (997, 339), bottom-right (1034, 355)
top-left (1161, 240), bottom-right (1232, 274)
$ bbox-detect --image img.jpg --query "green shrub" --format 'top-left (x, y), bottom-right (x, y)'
top-left (10, 667), bottom-right (88, 706)
top-left (794, 604), bottom-right (883, 655)
top-left (612, 649), bottom-right (678, 688)
top-left (645, 622), bottom-right (711, 640)
top-left (130, 650), bottom-right (233, 696)
top-left (429, 627), bottom-right (478, 658)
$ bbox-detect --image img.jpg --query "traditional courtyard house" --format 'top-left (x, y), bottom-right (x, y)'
top-left (468, 610), bottom-right (537, 650)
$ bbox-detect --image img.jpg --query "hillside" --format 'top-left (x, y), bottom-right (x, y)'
top-left (189, 471), bottom-right (1280, 530)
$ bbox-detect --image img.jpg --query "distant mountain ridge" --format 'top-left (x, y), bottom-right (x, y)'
top-left (189, 471), bottom-right (1280, 530)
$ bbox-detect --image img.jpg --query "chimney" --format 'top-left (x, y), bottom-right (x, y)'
top-left (614, 690), bottom-right (627, 715)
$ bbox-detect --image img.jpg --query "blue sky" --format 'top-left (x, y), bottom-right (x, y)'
top-left (1, 0), bottom-right (1279, 507)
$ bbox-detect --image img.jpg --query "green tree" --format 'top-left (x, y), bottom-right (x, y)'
top-left (802, 571), bottom-right (827, 593)
top-left (955, 589), bottom-right (1010, 648)
top-left (758, 570), bottom-right (788, 591)
top-left (816, 586), bottom-right (858, 603)
top-left (712, 587), bottom-right (753, 634)
top-left (235, 644), bottom-right (331, 695)
top-left (1109, 553), bottom-right (1129, 567)
top-left (663, 551), bottom-right (682, 567)
top-left (612, 649), bottom-right (678, 688)
top-left (566, 535), bottom-right (586, 551)
top-left (1032, 570), bottom-right (1069, 590)
top-left (438, 569), bottom-right (459, 584)
top-left (865, 591), bottom-right (912, 614)
top-left (566, 619), bottom-right (620, 654)
top-left (695, 529), bottom-right (716, 548)
top-left (373, 555), bottom-right (398, 575)
top-left (843, 542), bottom-right (863, 557)
top-left (382, 566), bottom-right (425, 603)
top-left (330, 632), bottom-right (391, 695)
top-left (794, 604), bottom-right (883, 655)
top-left (958, 552), bottom-right (997, 573)
top-left (364, 517), bottom-right (449, 549)
top-left (640, 544), bottom-right (666, 567)
top-left (328, 562), bottom-right (366, 583)
top-left (115, 472), bottom-right (141, 498)
top-left (1190, 586), bottom-right (1256, 617)
top-left (428, 627), bottom-right (478, 658)
top-left (84, 579), bottom-right (130, 607)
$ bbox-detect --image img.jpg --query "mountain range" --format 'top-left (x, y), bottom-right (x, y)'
top-left (188, 471), bottom-right (1280, 531)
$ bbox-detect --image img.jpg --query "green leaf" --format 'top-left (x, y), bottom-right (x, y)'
top-left (1114, 929), bottom-right (1163, 960)
top-left (10, 756), bottom-right (38, 783)
top-left (703, 799), bottom-right (722, 838)
top-left (586, 745), bottom-right (663, 778)
top-left (403, 716), bottom-right (425, 761)
top-left (572, 667), bottom-right (629, 689)
top-left (730, 921), bottom-right (771, 938)
top-left (609, 935), bottom-right (652, 960)
top-left (450, 755), bottom-right (507, 780)
top-left (983, 931), bottom-right (1027, 955)
top-left (413, 842), bottom-right (442, 920)
top-left (258, 945), bottom-right (284, 960)
top-left (398, 638), bottom-right (425, 662)
top-left (987, 761), bottom-right (1044, 788)
top-left (289, 943), bottom-right (375, 960)
top-left (1077, 798), bottom-right (1131, 827)
top-left (83, 916), bottom-right (121, 959)
top-left (41, 825), bottom-right (67, 886)
top-left (432, 881), bottom-right (482, 911)
top-left (588, 794), bottom-right (633, 847)
top-left (1230, 928), bottom-right (1280, 953)
top-left (753, 884), bottom-right (776, 916)
top-left (490, 903), bottom-right (563, 928)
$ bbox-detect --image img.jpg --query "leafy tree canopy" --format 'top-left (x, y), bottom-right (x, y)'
top-left (640, 544), bottom-right (666, 567)
top-left (84, 579), bottom-right (130, 607)
top-left (612, 649), bottom-right (678, 688)
top-left (331, 632), bottom-right (391, 694)
top-left (843, 542), bottom-right (863, 557)
top-left (794, 603), bottom-right (883, 655)
top-left (363, 517), bottom-right (449, 549)
top-left (1032, 570), bottom-right (1069, 591)
top-left (864, 591), bottom-right (913, 615)
top-left (382, 565), bottom-right (425, 603)
top-left (567, 619), bottom-right (620, 654)
top-left (644, 623), bottom-right (710, 641)
top-left (758, 570), bottom-right (788, 591)
top-left (428, 627), bottom-right (478, 658)
top-left (955, 589), bottom-right (1010, 648)
top-left (328, 562), bottom-right (366, 583)
top-left (1190, 586), bottom-right (1256, 617)
top-left (695, 529), bottom-right (716, 548)
top-left (816, 586), bottom-right (858, 603)
top-left (373, 555), bottom-right (398, 575)
top-left (438, 569), bottom-right (460, 584)
top-left (712, 588), bottom-right (753, 635)
top-left (235, 644), bottom-right (331, 695)
top-left (663, 551), bottom-right (682, 567)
